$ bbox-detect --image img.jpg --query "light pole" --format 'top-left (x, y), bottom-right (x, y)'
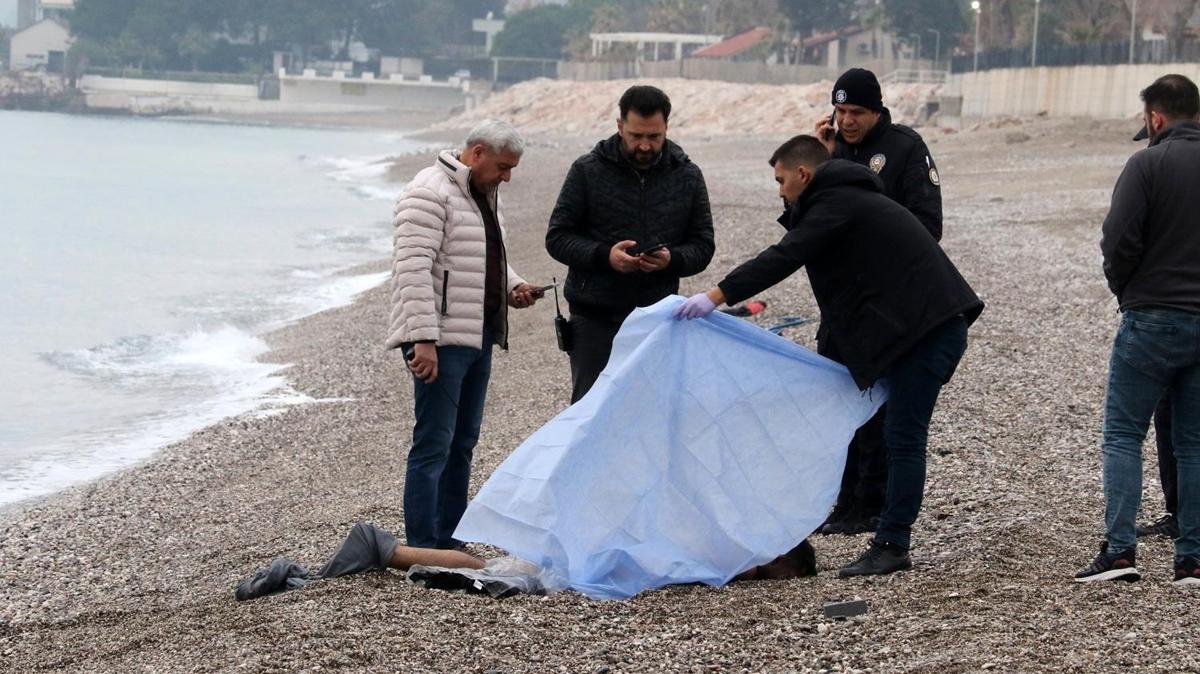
top-left (927, 28), bottom-right (941, 70)
top-left (1032, 0), bottom-right (1040, 67)
top-left (910, 33), bottom-right (922, 72)
top-left (1129, 0), bottom-right (1138, 64)
top-left (972, 1), bottom-right (982, 72)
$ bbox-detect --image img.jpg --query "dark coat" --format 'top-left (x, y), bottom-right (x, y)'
top-left (1101, 120), bottom-right (1200, 314)
top-left (545, 135), bottom-right (715, 322)
top-left (717, 160), bottom-right (983, 389)
top-left (834, 108), bottom-right (943, 240)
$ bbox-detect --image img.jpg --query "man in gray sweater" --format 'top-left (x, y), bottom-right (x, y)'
top-left (1075, 74), bottom-right (1200, 585)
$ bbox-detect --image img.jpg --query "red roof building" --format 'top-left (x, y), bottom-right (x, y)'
top-left (691, 27), bottom-right (773, 60)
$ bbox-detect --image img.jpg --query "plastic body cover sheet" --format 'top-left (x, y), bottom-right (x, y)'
top-left (455, 296), bottom-right (886, 599)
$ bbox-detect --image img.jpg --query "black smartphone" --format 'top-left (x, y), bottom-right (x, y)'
top-left (629, 241), bottom-right (668, 256)
top-left (534, 283), bottom-right (556, 293)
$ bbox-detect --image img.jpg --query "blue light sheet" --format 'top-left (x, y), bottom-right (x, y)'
top-left (455, 296), bottom-right (886, 599)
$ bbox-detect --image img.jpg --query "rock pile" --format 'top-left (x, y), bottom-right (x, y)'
top-left (437, 77), bottom-right (942, 138)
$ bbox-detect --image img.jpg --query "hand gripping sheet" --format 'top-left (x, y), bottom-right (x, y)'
top-left (455, 296), bottom-right (886, 599)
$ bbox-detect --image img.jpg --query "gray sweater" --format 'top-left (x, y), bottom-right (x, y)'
top-left (1101, 121), bottom-right (1200, 314)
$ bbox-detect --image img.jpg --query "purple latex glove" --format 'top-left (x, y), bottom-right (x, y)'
top-left (675, 292), bottom-right (717, 320)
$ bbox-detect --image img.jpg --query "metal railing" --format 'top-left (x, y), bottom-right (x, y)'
top-left (951, 39), bottom-right (1200, 73)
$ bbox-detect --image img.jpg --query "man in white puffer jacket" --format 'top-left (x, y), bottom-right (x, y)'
top-left (387, 119), bottom-right (542, 549)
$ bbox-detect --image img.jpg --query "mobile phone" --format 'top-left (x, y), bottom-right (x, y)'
top-left (629, 241), bottom-right (668, 257)
top-left (534, 283), bottom-right (556, 293)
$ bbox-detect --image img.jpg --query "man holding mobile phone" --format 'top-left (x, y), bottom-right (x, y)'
top-left (546, 85), bottom-right (715, 403)
top-left (386, 119), bottom-right (542, 550)
top-left (812, 68), bottom-right (944, 537)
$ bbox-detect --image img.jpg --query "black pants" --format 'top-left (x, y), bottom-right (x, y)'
top-left (568, 313), bottom-right (622, 404)
top-left (834, 408), bottom-right (889, 516)
top-left (1156, 395), bottom-right (1178, 515)
top-left (820, 327), bottom-right (888, 516)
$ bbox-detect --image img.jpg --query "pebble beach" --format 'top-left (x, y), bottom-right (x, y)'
top-left (2, 98), bottom-right (1198, 672)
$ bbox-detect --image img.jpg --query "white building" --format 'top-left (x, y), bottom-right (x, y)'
top-left (17, 0), bottom-right (72, 30)
top-left (9, 17), bottom-right (73, 72)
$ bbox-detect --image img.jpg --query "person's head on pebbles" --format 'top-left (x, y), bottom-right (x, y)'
top-left (461, 119), bottom-right (525, 193)
top-left (617, 85), bottom-right (670, 169)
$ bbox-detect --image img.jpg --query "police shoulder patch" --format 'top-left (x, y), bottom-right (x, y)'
top-left (868, 154), bottom-right (887, 174)
top-left (929, 167), bottom-right (941, 186)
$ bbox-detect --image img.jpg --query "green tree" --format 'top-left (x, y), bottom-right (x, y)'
top-left (492, 4), bottom-right (574, 58)
top-left (711, 0), bottom-right (782, 35)
top-left (647, 0), bottom-right (703, 33)
top-left (884, 0), bottom-right (966, 57)
top-left (778, 0), bottom-right (852, 37)
top-left (178, 24), bottom-right (216, 71)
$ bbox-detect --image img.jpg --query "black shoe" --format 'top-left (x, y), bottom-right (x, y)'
top-left (1136, 513), bottom-right (1179, 539)
top-left (822, 512), bottom-right (880, 536)
top-left (1174, 556), bottom-right (1200, 586)
top-left (817, 503), bottom-right (853, 535)
top-left (838, 540), bottom-right (912, 577)
top-left (1074, 541), bottom-right (1140, 582)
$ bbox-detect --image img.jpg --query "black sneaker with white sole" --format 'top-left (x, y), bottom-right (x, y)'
top-left (1174, 556), bottom-right (1200, 586)
top-left (1074, 541), bottom-right (1140, 583)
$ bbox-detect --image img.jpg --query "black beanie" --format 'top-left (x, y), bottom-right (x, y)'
top-left (832, 68), bottom-right (883, 111)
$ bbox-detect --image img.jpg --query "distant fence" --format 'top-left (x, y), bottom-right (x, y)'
top-left (951, 39), bottom-right (1200, 73)
top-left (491, 57), bottom-right (559, 85)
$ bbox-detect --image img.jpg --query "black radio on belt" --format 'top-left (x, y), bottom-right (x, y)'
top-left (552, 278), bottom-right (573, 352)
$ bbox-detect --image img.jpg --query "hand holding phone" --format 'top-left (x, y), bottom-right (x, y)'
top-left (628, 241), bottom-right (669, 257)
top-left (816, 110), bottom-right (836, 143)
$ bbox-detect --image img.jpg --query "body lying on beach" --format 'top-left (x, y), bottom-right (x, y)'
top-left (236, 522), bottom-right (817, 601)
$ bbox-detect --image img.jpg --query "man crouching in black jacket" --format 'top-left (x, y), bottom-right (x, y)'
top-left (675, 135), bottom-right (984, 577)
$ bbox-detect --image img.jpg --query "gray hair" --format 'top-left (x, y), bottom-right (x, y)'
top-left (464, 119), bottom-right (525, 157)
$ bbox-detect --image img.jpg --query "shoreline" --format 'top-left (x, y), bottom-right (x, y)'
top-left (4, 116), bottom-right (1196, 672)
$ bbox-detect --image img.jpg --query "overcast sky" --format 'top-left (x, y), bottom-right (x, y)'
top-left (1, 0), bottom-right (16, 29)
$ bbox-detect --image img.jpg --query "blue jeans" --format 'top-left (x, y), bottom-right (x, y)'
top-left (874, 316), bottom-right (970, 550)
top-left (404, 331), bottom-right (493, 549)
top-left (1103, 308), bottom-right (1200, 558)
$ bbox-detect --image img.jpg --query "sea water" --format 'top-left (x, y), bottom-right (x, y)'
top-left (0, 110), bottom-right (430, 506)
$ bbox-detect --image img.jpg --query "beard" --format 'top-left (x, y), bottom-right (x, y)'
top-left (624, 146), bottom-right (661, 168)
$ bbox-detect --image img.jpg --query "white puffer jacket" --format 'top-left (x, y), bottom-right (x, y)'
top-left (386, 151), bottom-right (525, 351)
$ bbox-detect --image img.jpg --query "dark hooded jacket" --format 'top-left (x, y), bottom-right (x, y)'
top-left (717, 160), bottom-right (983, 389)
top-left (546, 135), bottom-right (715, 322)
top-left (834, 108), bottom-right (943, 240)
top-left (1101, 120), bottom-right (1200, 314)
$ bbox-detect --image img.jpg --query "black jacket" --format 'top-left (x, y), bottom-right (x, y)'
top-left (1101, 120), bottom-right (1200, 314)
top-left (834, 108), bottom-right (942, 240)
top-left (546, 135), bottom-right (715, 321)
top-left (717, 160), bottom-right (983, 389)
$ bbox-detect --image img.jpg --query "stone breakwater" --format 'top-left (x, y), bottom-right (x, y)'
top-left (435, 77), bottom-right (942, 137)
top-left (0, 72), bottom-right (78, 111)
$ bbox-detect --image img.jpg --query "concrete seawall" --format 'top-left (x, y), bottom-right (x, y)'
top-left (77, 73), bottom-right (467, 117)
top-left (948, 63), bottom-right (1200, 120)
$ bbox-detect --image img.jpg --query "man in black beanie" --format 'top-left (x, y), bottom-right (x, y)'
top-left (812, 67), bottom-right (943, 537)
